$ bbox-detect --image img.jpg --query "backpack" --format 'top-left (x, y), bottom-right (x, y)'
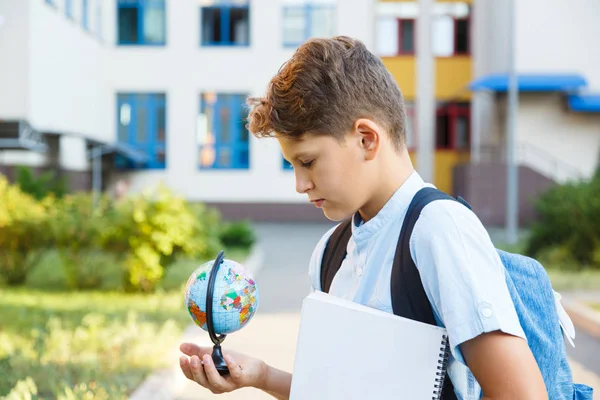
top-left (320, 187), bottom-right (593, 400)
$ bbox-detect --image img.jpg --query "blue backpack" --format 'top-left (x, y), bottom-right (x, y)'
top-left (320, 187), bottom-right (593, 400)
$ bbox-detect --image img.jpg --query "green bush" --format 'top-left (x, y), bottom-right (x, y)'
top-left (0, 176), bottom-right (50, 285)
top-left (103, 185), bottom-right (222, 292)
top-left (526, 174), bottom-right (600, 270)
top-left (46, 194), bottom-right (112, 290)
top-left (15, 165), bottom-right (68, 200)
top-left (219, 220), bottom-right (256, 250)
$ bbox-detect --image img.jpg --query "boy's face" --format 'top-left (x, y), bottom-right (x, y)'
top-left (278, 129), bottom-right (375, 222)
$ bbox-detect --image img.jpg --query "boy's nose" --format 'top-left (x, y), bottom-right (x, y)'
top-left (295, 173), bottom-right (314, 194)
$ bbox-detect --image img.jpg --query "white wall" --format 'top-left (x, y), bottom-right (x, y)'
top-left (28, 0), bottom-right (111, 144)
top-left (516, 0), bottom-right (600, 90)
top-left (105, 0), bottom-right (370, 204)
top-left (516, 94), bottom-right (600, 182)
top-left (0, 0), bottom-right (29, 120)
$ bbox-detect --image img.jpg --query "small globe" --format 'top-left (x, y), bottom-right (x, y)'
top-left (184, 257), bottom-right (259, 335)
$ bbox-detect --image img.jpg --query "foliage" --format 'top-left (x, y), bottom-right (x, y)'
top-left (219, 220), bottom-right (256, 250)
top-left (103, 185), bottom-right (222, 292)
top-left (45, 194), bottom-right (113, 290)
top-left (14, 166), bottom-right (68, 201)
top-left (0, 176), bottom-right (50, 285)
top-left (525, 174), bottom-right (600, 270)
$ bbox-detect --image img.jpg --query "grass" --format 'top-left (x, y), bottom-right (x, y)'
top-left (0, 247), bottom-right (250, 399)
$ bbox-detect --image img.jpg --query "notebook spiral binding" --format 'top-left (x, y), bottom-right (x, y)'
top-left (432, 334), bottom-right (451, 400)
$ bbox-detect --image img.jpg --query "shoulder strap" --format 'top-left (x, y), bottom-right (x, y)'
top-left (392, 186), bottom-right (470, 400)
top-left (320, 219), bottom-right (352, 293)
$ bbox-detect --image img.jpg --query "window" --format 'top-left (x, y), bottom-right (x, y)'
top-left (454, 18), bottom-right (469, 54)
top-left (117, 0), bottom-right (166, 45)
top-left (282, 4), bottom-right (335, 47)
top-left (398, 19), bottom-right (415, 54)
top-left (65, 0), bottom-right (73, 18)
top-left (198, 93), bottom-right (249, 169)
top-left (200, 2), bottom-right (250, 46)
top-left (116, 93), bottom-right (166, 169)
top-left (82, 0), bottom-right (89, 30)
top-left (435, 103), bottom-right (470, 150)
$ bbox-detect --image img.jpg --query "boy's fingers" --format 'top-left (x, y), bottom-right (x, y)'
top-left (179, 356), bottom-right (194, 381)
top-left (180, 343), bottom-right (212, 358)
top-left (189, 355), bottom-right (212, 390)
top-left (224, 355), bottom-right (243, 383)
top-left (202, 354), bottom-right (230, 392)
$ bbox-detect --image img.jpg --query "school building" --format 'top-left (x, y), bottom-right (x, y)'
top-left (0, 0), bottom-right (598, 225)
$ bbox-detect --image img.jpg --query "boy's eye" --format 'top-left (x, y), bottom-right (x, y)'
top-left (301, 160), bottom-right (314, 168)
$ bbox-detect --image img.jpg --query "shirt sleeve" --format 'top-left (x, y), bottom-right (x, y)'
top-left (410, 200), bottom-right (526, 365)
top-left (307, 224), bottom-right (339, 292)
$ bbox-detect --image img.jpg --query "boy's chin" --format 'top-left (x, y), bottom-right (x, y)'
top-left (321, 207), bottom-right (354, 222)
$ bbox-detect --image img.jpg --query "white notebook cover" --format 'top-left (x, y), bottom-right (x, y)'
top-left (289, 291), bottom-right (450, 400)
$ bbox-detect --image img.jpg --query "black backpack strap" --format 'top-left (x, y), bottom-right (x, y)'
top-left (320, 219), bottom-right (352, 293)
top-left (392, 187), bottom-right (466, 400)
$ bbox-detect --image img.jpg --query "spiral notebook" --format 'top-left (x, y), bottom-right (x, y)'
top-left (289, 291), bottom-right (451, 400)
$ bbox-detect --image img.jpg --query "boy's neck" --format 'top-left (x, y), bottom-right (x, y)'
top-left (358, 149), bottom-right (414, 223)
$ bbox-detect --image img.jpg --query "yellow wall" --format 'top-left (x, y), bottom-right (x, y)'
top-left (381, 57), bottom-right (416, 99)
top-left (382, 56), bottom-right (472, 101)
top-left (409, 150), bottom-right (471, 194)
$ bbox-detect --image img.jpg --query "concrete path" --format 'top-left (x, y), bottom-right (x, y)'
top-left (132, 222), bottom-right (600, 399)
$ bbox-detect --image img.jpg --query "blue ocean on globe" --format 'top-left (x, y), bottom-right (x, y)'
top-left (184, 258), bottom-right (259, 335)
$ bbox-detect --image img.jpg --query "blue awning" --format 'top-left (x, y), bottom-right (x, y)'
top-left (567, 93), bottom-right (600, 112)
top-left (88, 141), bottom-right (149, 164)
top-left (469, 73), bottom-right (588, 92)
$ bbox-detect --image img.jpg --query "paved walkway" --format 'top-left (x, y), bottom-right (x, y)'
top-left (133, 222), bottom-right (600, 399)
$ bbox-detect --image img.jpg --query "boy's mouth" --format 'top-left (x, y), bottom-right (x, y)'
top-left (310, 199), bottom-right (325, 208)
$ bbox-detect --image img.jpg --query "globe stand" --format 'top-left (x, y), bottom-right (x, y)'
top-left (205, 250), bottom-right (230, 376)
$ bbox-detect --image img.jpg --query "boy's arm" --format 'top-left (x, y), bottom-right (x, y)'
top-left (258, 365), bottom-right (293, 399)
top-left (411, 200), bottom-right (547, 399)
top-left (460, 331), bottom-right (547, 400)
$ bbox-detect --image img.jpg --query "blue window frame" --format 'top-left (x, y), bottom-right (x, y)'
top-left (82, 0), bottom-right (89, 30)
top-left (65, 0), bottom-right (73, 19)
top-left (45, 0), bottom-right (55, 6)
top-left (283, 157), bottom-right (293, 170)
top-left (198, 93), bottom-right (249, 169)
top-left (200, 4), bottom-right (250, 46)
top-left (116, 93), bottom-right (166, 169)
top-left (117, 0), bottom-right (166, 46)
top-left (282, 4), bottom-right (335, 48)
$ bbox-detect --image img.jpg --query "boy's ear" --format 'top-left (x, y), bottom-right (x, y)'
top-left (353, 118), bottom-right (381, 161)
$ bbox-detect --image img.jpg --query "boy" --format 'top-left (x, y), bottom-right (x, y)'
top-left (179, 36), bottom-right (553, 399)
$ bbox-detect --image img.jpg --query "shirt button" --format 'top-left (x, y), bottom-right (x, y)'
top-left (356, 267), bottom-right (363, 276)
top-left (479, 303), bottom-right (493, 318)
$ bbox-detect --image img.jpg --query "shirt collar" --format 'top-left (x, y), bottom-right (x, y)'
top-left (351, 170), bottom-right (426, 245)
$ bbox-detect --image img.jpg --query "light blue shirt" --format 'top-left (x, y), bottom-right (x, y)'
top-left (308, 171), bottom-right (527, 400)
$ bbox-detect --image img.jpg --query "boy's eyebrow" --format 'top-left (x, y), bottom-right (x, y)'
top-left (292, 151), bottom-right (314, 160)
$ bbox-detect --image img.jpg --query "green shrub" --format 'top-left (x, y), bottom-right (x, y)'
top-left (219, 220), bottom-right (256, 250)
top-left (15, 165), bottom-right (68, 200)
top-left (46, 193), bottom-right (112, 290)
top-left (0, 176), bottom-right (50, 285)
top-left (103, 185), bottom-right (221, 292)
top-left (526, 174), bottom-right (600, 270)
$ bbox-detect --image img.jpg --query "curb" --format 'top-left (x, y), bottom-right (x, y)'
top-left (562, 296), bottom-right (600, 340)
top-left (128, 244), bottom-right (264, 400)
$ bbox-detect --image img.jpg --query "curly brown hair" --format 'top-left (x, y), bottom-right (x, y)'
top-left (246, 36), bottom-right (407, 150)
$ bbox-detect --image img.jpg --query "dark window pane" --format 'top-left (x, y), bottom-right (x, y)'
top-left (456, 116), bottom-right (469, 149)
top-left (156, 106), bottom-right (165, 142)
top-left (219, 106), bottom-right (231, 142)
top-left (136, 106), bottom-right (147, 143)
top-left (400, 20), bottom-right (414, 53)
top-left (239, 149), bottom-right (249, 167)
top-left (456, 19), bottom-right (469, 54)
top-left (202, 8), bottom-right (221, 44)
top-left (436, 115), bottom-right (450, 148)
top-left (119, 7), bottom-right (138, 43)
top-left (230, 7), bottom-right (249, 45)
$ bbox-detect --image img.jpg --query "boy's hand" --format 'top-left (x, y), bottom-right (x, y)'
top-left (179, 343), bottom-right (268, 394)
